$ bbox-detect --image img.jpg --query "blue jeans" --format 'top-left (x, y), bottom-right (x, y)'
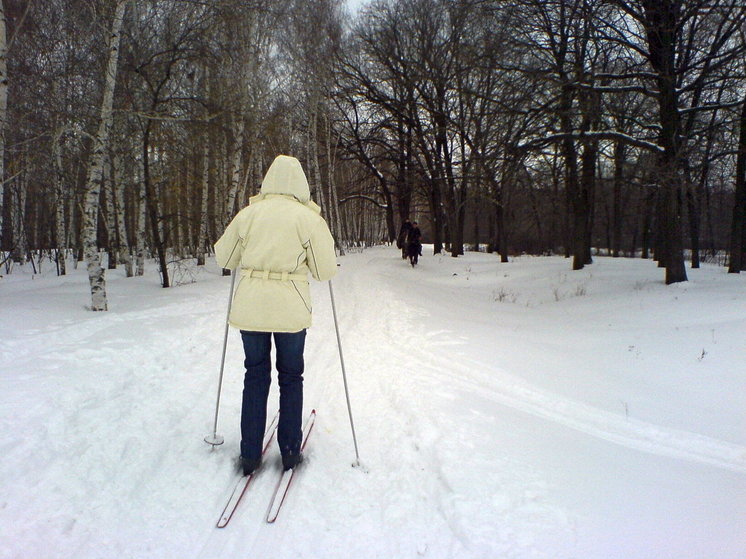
top-left (239, 330), bottom-right (306, 461)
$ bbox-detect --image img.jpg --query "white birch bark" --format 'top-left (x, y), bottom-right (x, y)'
top-left (81, 0), bottom-right (127, 310)
top-left (310, 105), bottom-right (326, 212)
top-left (135, 164), bottom-right (146, 276)
top-left (239, 148), bottom-right (254, 208)
top-left (196, 129), bottom-right (210, 266)
top-left (218, 132), bottom-right (228, 225)
top-left (0, 3), bottom-right (7, 240)
top-left (103, 152), bottom-right (117, 269)
top-left (324, 112), bottom-right (344, 255)
top-left (241, 148), bottom-right (262, 206)
top-left (53, 128), bottom-right (67, 275)
top-left (67, 183), bottom-right (76, 268)
top-left (112, 152), bottom-right (133, 276)
top-left (224, 115), bottom-right (245, 229)
top-left (11, 173), bottom-right (26, 263)
top-left (196, 68), bottom-right (210, 266)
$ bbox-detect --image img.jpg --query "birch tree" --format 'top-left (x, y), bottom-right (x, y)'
top-left (53, 128), bottom-right (69, 275)
top-left (111, 151), bottom-right (133, 276)
top-left (81, 0), bottom-right (127, 310)
top-left (196, 68), bottom-right (210, 266)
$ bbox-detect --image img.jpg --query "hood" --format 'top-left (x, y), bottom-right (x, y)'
top-left (260, 155), bottom-right (311, 204)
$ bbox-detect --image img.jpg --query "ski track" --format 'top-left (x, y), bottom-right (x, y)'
top-left (194, 252), bottom-right (745, 559)
top-left (363, 255), bottom-right (746, 475)
top-left (314, 260), bottom-right (578, 558)
top-left (194, 258), bottom-right (578, 559)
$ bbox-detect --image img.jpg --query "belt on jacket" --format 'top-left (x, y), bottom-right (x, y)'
top-left (241, 268), bottom-right (308, 282)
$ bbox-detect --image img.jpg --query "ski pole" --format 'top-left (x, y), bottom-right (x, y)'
top-left (328, 279), bottom-right (361, 466)
top-left (204, 269), bottom-right (237, 448)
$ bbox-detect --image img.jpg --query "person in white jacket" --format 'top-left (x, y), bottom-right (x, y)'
top-left (215, 154), bottom-right (337, 474)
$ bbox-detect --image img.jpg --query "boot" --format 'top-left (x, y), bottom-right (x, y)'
top-left (281, 452), bottom-right (304, 471)
top-left (240, 456), bottom-right (261, 476)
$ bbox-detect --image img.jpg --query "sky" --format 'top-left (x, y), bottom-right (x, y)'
top-left (346, 0), bottom-right (367, 14)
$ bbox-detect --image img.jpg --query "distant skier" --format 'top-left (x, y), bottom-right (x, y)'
top-left (397, 218), bottom-right (413, 259)
top-left (406, 221), bottom-right (422, 267)
top-left (406, 221), bottom-right (422, 268)
top-left (214, 155), bottom-right (337, 475)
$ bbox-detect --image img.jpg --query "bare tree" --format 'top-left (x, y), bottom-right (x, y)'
top-left (82, 0), bottom-right (128, 310)
top-left (729, 90), bottom-right (746, 272)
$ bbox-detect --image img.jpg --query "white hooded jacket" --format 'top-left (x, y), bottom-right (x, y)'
top-left (214, 155), bottom-right (337, 332)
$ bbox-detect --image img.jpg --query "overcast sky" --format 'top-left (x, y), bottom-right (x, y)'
top-left (345, 0), bottom-right (366, 14)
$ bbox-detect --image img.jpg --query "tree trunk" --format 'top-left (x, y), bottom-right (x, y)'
top-left (11, 172), bottom-right (27, 263)
top-left (496, 199), bottom-right (508, 263)
top-left (641, 0), bottom-right (687, 284)
top-left (103, 152), bottom-right (117, 270)
top-left (196, 133), bottom-right (210, 266)
top-left (324, 113), bottom-right (345, 255)
top-left (612, 140), bottom-right (625, 258)
top-left (560, 83), bottom-right (581, 265)
top-left (728, 96), bottom-right (746, 273)
top-left (574, 139), bottom-right (596, 269)
top-left (196, 69), bottom-right (210, 266)
top-left (135, 163), bottom-right (146, 277)
top-left (0, 3), bottom-right (6, 247)
top-left (686, 182), bottom-right (701, 269)
top-left (81, 0), bottom-right (127, 310)
top-left (53, 129), bottom-right (67, 275)
top-left (310, 106), bottom-right (326, 212)
top-left (224, 115), bottom-right (245, 230)
top-left (142, 124), bottom-right (169, 288)
top-left (112, 153), bottom-right (133, 277)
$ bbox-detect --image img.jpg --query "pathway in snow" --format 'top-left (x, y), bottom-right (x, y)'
top-left (351, 252), bottom-right (746, 475)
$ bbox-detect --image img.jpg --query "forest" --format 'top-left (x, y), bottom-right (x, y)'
top-left (1, 0), bottom-right (745, 309)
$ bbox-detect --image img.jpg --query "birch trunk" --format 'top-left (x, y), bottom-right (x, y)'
top-left (239, 147), bottom-right (254, 208)
top-left (112, 153), bottom-right (133, 276)
top-left (224, 115), bottom-right (245, 229)
top-left (53, 129), bottom-right (67, 275)
top-left (11, 174), bottom-right (26, 263)
top-left (81, 0), bottom-right (127, 310)
top-left (196, 69), bottom-right (210, 266)
top-left (324, 112), bottom-right (344, 254)
top-left (103, 152), bottom-right (117, 269)
top-left (310, 106), bottom-right (326, 212)
top-left (135, 165), bottom-right (146, 276)
top-left (196, 130), bottom-right (210, 266)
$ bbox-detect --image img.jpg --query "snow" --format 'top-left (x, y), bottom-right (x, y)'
top-left (1, 247), bottom-right (745, 559)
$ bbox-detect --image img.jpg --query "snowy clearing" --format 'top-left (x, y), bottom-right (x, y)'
top-left (1, 247), bottom-right (745, 559)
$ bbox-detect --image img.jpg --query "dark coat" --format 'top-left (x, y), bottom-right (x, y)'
top-left (397, 221), bottom-right (413, 249)
top-left (406, 226), bottom-right (422, 256)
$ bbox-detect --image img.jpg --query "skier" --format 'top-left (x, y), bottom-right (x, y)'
top-left (397, 218), bottom-right (413, 259)
top-left (214, 154), bottom-right (337, 475)
top-left (406, 221), bottom-right (422, 266)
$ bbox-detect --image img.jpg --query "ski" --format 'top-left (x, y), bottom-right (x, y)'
top-left (216, 411), bottom-right (280, 528)
top-left (266, 409), bottom-right (317, 523)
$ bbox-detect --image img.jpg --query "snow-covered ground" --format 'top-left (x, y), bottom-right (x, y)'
top-left (1, 247), bottom-right (745, 559)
